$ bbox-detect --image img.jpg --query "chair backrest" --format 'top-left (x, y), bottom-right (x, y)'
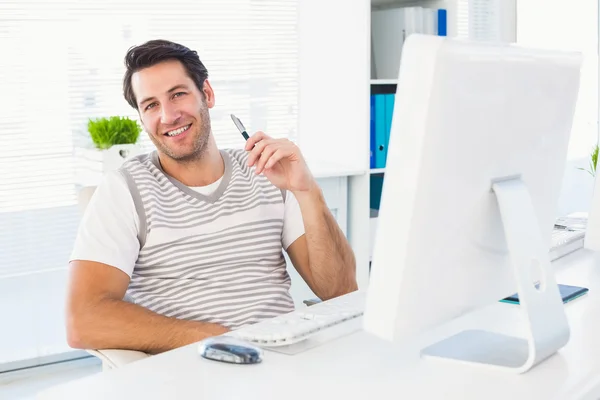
top-left (77, 186), bottom-right (97, 214)
top-left (77, 184), bottom-right (149, 368)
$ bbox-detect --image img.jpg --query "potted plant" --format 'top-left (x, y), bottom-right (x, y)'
top-left (581, 143), bottom-right (600, 250)
top-left (86, 116), bottom-right (144, 172)
top-left (578, 144), bottom-right (598, 177)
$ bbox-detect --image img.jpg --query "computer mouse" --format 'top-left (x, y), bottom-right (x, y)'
top-left (198, 336), bottom-right (263, 365)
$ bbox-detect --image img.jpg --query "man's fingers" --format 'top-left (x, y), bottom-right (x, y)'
top-left (264, 147), bottom-right (293, 171)
top-left (244, 131), bottom-right (270, 151)
top-left (255, 144), bottom-right (279, 174)
top-left (247, 139), bottom-right (271, 167)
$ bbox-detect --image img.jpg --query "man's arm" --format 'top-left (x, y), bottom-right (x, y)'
top-left (286, 185), bottom-right (358, 300)
top-left (66, 260), bottom-right (229, 355)
top-left (244, 131), bottom-right (358, 300)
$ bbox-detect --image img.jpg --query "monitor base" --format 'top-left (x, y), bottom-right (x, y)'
top-left (421, 178), bottom-right (570, 374)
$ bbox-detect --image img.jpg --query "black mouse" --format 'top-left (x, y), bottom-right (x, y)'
top-left (198, 336), bottom-right (263, 364)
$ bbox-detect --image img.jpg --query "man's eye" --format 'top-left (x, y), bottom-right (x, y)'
top-left (145, 102), bottom-right (157, 111)
top-left (174, 92), bottom-right (186, 98)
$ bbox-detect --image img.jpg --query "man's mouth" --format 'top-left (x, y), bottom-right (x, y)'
top-left (164, 124), bottom-right (192, 137)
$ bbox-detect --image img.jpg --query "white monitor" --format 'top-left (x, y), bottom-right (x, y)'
top-left (363, 34), bottom-right (582, 373)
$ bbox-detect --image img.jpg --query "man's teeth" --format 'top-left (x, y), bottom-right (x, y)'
top-left (166, 125), bottom-right (190, 137)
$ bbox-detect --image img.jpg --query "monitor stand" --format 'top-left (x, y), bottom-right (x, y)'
top-left (420, 177), bottom-right (570, 374)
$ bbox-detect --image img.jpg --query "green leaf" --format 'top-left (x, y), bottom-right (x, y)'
top-left (87, 116), bottom-right (142, 150)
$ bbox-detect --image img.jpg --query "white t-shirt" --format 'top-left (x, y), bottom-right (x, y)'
top-left (70, 170), bottom-right (306, 278)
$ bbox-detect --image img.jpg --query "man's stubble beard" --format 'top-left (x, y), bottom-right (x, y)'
top-left (151, 105), bottom-right (212, 164)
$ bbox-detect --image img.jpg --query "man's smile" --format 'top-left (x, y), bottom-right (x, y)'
top-left (164, 123), bottom-right (192, 137)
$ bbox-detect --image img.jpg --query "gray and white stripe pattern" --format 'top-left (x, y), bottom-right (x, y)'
top-left (118, 149), bottom-right (294, 329)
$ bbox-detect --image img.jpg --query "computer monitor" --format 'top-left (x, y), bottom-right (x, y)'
top-left (363, 34), bottom-right (582, 373)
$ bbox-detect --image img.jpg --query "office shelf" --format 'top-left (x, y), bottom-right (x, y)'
top-left (370, 79), bottom-right (398, 85)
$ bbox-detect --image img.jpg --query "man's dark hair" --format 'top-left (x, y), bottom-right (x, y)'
top-left (123, 39), bottom-right (209, 110)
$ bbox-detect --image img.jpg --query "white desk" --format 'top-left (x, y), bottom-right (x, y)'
top-left (38, 249), bottom-right (600, 400)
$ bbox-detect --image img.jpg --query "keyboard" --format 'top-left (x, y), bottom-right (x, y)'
top-left (549, 228), bottom-right (585, 262)
top-left (228, 224), bottom-right (583, 348)
top-left (228, 290), bottom-right (366, 347)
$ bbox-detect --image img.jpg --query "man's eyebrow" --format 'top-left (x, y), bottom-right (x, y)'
top-left (139, 84), bottom-right (190, 107)
top-left (167, 84), bottom-right (189, 93)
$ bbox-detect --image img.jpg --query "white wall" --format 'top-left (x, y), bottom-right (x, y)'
top-left (297, 0), bottom-right (370, 173)
top-left (517, 0), bottom-right (599, 216)
top-left (297, 0), bottom-right (372, 290)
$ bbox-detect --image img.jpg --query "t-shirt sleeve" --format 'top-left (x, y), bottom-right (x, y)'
top-left (69, 170), bottom-right (140, 277)
top-left (282, 190), bottom-right (305, 250)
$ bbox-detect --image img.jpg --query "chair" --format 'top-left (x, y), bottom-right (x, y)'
top-left (87, 349), bottom-right (150, 371)
top-left (76, 186), bottom-right (322, 369)
top-left (76, 186), bottom-right (150, 370)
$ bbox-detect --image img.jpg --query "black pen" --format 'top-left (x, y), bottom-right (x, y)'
top-left (230, 114), bottom-right (249, 141)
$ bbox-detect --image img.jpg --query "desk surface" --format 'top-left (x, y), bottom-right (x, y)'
top-left (38, 250), bottom-right (600, 400)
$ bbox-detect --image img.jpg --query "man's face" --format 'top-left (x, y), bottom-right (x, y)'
top-left (132, 60), bottom-right (214, 162)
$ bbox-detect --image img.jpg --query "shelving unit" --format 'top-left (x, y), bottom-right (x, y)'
top-left (369, 0), bottom-right (445, 269)
top-left (366, 0), bottom-right (517, 264)
top-left (295, 0), bottom-right (516, 295)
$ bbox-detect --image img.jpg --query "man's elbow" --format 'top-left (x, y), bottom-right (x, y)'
top-left (66, 313), bottom-right (87, 349)
top-left (66, 305), bottom-right (98, 350)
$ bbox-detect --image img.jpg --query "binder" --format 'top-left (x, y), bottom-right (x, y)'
top-left (374, 94), bottom-right (387, 168)
top-left (437, 9), bottom-right (447, 36)
top-left (384, 93), bottom-right (395, 166)
top-left (370, 95), bottom-right (376, 168)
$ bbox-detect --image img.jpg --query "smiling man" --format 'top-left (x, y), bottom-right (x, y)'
top-left (65, 39), bottom-right (357, 354)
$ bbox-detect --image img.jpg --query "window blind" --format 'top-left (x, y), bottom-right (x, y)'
top-left (0, 0), bottom-right (298, 367)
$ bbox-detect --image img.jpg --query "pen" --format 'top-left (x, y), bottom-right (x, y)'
top-left (230, 114), bottom-right (249, 141)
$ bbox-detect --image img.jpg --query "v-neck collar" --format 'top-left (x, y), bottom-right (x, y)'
top-left (150, 150), bottom-right (232, 204)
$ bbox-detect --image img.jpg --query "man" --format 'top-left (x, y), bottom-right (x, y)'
top-left (66, 39), bottom-right (357, 355)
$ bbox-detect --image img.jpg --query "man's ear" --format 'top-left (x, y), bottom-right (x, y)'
top-left (202, 79), bottom-right (215, 108)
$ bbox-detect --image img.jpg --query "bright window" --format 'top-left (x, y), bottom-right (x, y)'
top-left (0, 0), bottom-right (298, 367)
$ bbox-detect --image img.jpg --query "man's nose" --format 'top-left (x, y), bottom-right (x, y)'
top-left (160, 103), bottom-right (181, 125)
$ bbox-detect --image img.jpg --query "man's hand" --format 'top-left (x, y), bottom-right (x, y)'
top-left (245, 131), bottom-right (315, 193)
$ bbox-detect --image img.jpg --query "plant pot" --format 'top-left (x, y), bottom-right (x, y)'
top-left (74, 143), bottom-right (144, 186)
top-left (100, 144), bottom-right (143, 172)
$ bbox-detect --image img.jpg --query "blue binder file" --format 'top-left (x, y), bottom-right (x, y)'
top-left (375, 94), bottom-right (387, 168)
top-left (370, 95), bottom-right (376, 168)
top-left (384, 94), bottom-right (395, 166)
top-left (437, 9), bottom-right (447, 36)
top-left (370, 175), bottom-right (384, 210)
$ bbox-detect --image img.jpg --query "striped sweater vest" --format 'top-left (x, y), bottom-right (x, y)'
top-left (118, 149), bottom-right (295, 329)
